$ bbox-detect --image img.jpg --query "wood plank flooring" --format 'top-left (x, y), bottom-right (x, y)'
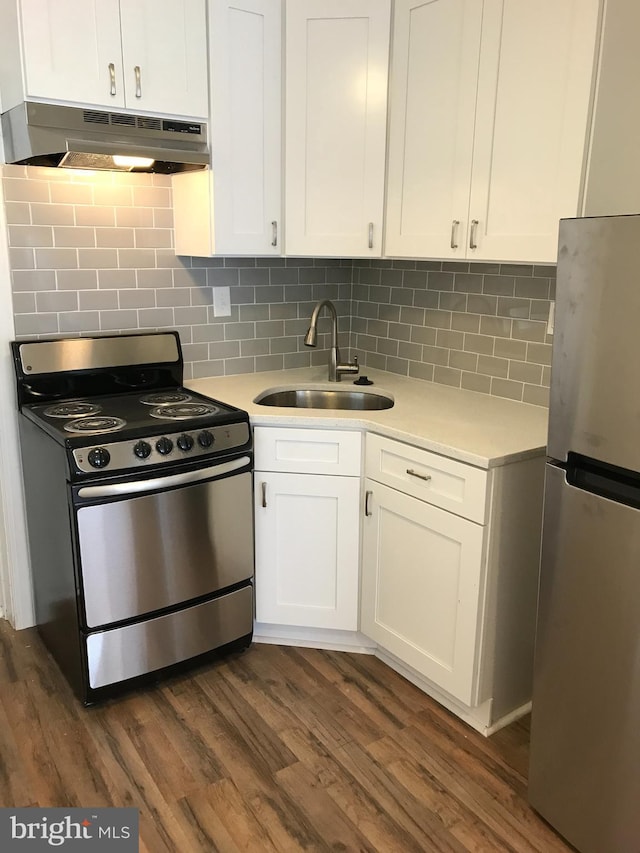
top-left (0, 620), bottom-right (573, 852)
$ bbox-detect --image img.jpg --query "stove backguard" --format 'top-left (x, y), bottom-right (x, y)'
top-left (12, 332), bottom-right (183, 407)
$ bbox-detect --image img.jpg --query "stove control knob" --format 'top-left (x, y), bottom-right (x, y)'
top-left (198, 430), bottom-right (214, 448)
top-left (156, 436), bottom-right (173, 455)
top-left (88, 447), bottom-right (111, 469)
top-left (133, 440), bottom-right (152, 459)
top-left (177, 433), bottom-right (194, 452)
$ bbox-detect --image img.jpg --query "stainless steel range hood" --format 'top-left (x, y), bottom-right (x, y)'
top-left (1, 102), bottom-right (209, 173)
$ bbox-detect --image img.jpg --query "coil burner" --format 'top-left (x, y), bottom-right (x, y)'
top-left (64, 416), bottom-right (127, 434)
top-left (140, 391), bottom-right (192, 406)
top-left (149, 402), bottom-right (220, 420)
top-left (43, 402), bottom-right (102, 418)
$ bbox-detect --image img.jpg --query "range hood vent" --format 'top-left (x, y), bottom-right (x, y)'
top-left (1, 102), bottom-right (209, 173)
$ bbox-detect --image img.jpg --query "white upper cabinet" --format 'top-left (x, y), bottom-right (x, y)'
top-left (4, 0), bottom-right (207, 117)
top-left (15, 0), bottom-right (124, 108)
top-left (117, 0), bottom-right (208, 117)
top-left (173, 0), bottom-right (282, 256)
top-left (470, 0), bottom-right (600, 262)
top-left (385, 0), bottom-right (601, 263)
top-left (285, 0), bottom-right (391, 257)
top-left (384, 0), bottom-right (482, 261)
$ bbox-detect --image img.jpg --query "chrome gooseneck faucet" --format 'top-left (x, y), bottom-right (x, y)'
top-left (304, 299), bottom-right (359, 382)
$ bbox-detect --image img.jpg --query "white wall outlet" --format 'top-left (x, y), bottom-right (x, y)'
top-left (546, 301), bottom-right (555, 336)
top-left (213, 286), bottom-right (231, 317)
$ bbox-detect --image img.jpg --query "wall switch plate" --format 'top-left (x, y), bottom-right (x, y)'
top-left (213, 286), bottom-right (231, 317)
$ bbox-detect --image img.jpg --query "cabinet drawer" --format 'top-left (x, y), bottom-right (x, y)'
top-left (254, 427), bottom-right (362, 476)
top-left (365, 433), bottom-right (487, 523)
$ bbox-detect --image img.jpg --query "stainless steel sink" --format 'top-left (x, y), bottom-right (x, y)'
top-left (254, 386), bottom-right (394, 411)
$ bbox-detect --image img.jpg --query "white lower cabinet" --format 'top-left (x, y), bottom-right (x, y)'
top-left (253, 427), bottom-right (362, 631)
top-left (252, 425), bottom-right (544, 733)
top-left (361, 433), bottom-right (545, 733)
top-left (361, 478), bottom-right (484, 705)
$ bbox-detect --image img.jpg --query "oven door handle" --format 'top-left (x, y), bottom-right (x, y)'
top-left (77, 456), bottom-right (251, 499)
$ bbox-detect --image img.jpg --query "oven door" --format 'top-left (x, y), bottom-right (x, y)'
top-left (73, 454), bottom-right (254, 628)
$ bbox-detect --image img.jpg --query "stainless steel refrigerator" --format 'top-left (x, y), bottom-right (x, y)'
top-left (529, 214), bottom-right (640, 853)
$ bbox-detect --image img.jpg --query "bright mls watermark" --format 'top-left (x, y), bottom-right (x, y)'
top-left (0, 808), bottom-right (138, 851)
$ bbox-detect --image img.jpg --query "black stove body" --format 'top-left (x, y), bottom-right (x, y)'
top-left (12, 332), bottom-right (254, 704)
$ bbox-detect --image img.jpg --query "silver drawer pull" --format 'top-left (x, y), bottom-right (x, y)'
top-left (134, 65), bottom-right (142, 98)
top-left (261, 481), bottom-right (267, 508)
top-left (406, 468), bottom-right (431, 482)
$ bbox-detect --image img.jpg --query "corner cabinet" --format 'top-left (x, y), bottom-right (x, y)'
top-left (3, 0), bottom-right (208, 117)
top-left (384, 0), bottom-right (601, 263)
top-left (284, 0), bottom-right (391, 257)
top-left (173, 0), bottom-right (282, 257)
top-left (361, 433), bottom-right (545, 733)
top-left (254, 427), bottom-right (362, 631)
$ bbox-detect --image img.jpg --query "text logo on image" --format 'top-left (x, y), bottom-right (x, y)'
top-left (0, 808), bottom-right (138, 851)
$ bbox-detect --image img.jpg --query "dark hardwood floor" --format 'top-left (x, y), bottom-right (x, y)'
top-left (0, 620), bottom-right (572, 852)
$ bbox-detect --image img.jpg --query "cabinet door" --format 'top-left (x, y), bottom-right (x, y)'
top-left (208, 0), bottom-right (282, 254)
top-left (119, 0), bottom-right (208, 117)
top-left (384, 0), bottom-right (482, 259)
top-left (19, 0), bottom-right (125, 108)
top-left (361, 478), bottom-right (485, 705)
top-left (285, 0), bottom-right (390, 257)
top-left (255, 472), bottom-right (360, 630)
top-left (468, 0), bottom-right (600, 262)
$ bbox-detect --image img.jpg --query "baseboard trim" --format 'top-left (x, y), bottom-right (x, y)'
top-left (253, 623), bottom-right (376, 654)
top-left (374, 646), bottom-right (531, 737)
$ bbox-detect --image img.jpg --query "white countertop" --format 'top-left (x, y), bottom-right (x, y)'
top-left (188, 366), bottom-right (548, 469)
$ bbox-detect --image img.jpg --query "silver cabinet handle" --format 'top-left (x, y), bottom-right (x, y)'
top-left (108, 62), bottom-right (116, 96)
top-left (469, 219), bottom-right (479, 250)
top-left (271, 221), bottom-right (278, 247)
top-left (261, 481), bottom-right (267, 508)
top-left (368, 222), bottom-right (374, 250)
top-left (406, 468), bottom-right (432, 482)
top-left (450, 219), bottom-right (460, 249)
top-left (134, 65), bottom-right (142, 98)
top-left (365, 489), bottom-right (373, 517)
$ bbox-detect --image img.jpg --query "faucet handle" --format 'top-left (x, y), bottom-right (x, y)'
top-left (336, 353), bottom-right (360, 379)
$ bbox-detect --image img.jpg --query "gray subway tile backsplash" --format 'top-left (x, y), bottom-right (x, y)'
top-left (433, 365), bottom-right (461, 388)
top-left (12, 270), bottom-right (56, 292)
top-left (58, 311), bottom-right (101, 334)
top-left (56, 269), bottom-right (98, 290)
top-left (462, 371), bottom-right (492, 394)
top-left (14, 312), bottom-right (58, 336)
top-left (2, 164), bottom-right (553, 406)
top-left (491, 377), bottom-right (525, 401)
top-left (509, 360), bottom-right (544, 385)
top-left (494, 337), bottom-right (528, 361)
